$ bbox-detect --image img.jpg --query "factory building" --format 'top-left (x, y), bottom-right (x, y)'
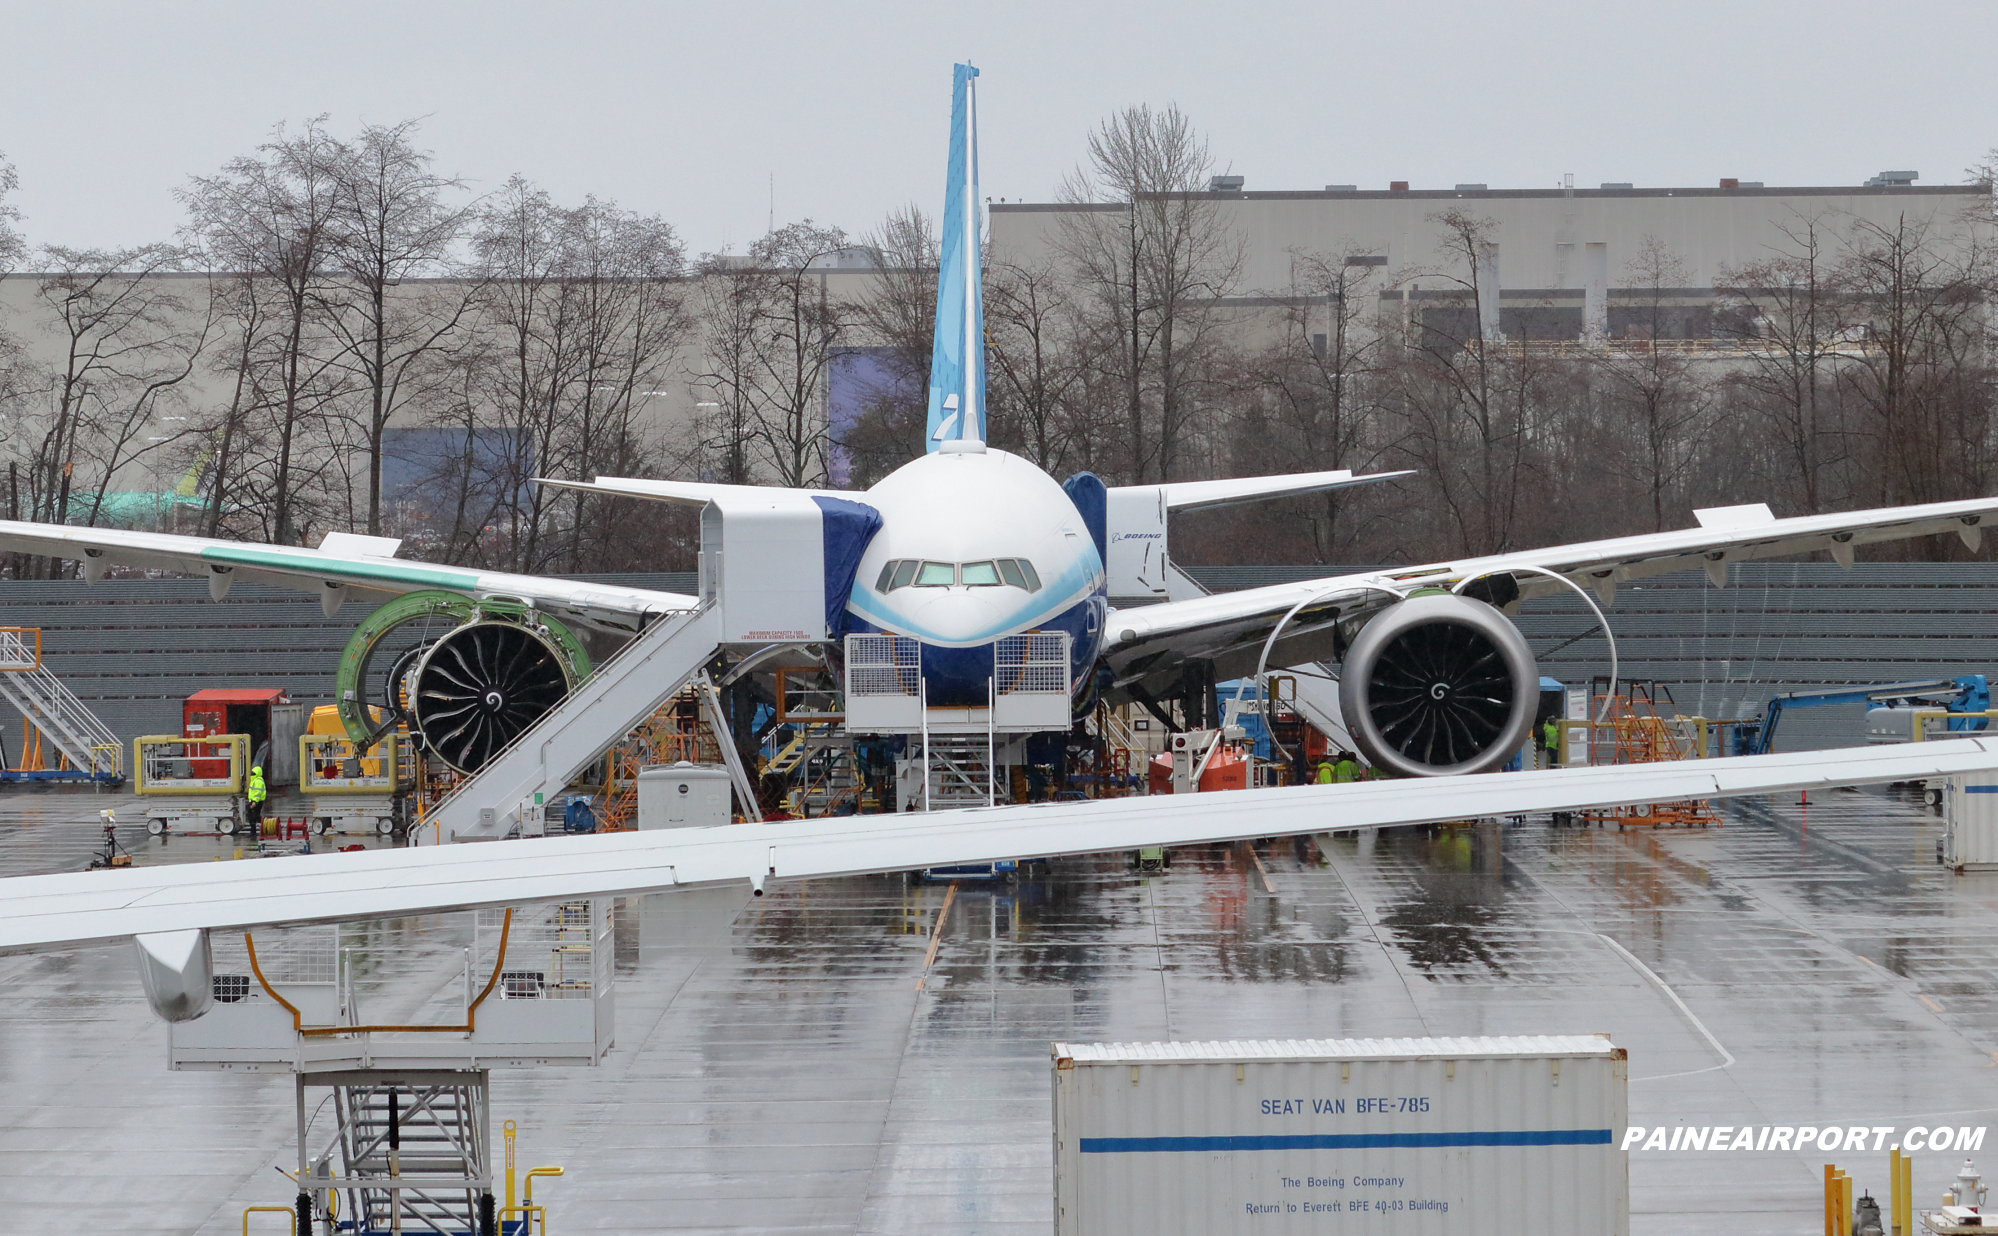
top-left (988, 173), bottom-right (1989, 344)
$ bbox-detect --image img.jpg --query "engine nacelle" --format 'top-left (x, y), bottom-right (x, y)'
top-left (1337, 593), bottom-right (1538, 778)
top-left (410, 620), bottom-right (577, 774)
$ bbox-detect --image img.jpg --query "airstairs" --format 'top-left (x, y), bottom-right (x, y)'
top-left (431, 604), bottom-right (730, 842)
top-left (332, 1076), bottom-right (491, 1236)
top-left (0, 626), bottom-right (123, 781)
top-left (926, 735), bottom-right (996, 808)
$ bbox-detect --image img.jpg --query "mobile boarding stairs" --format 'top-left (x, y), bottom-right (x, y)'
top-left (428, 493), bottom-right (1070, 843)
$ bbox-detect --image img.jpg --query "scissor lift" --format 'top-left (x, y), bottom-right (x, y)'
top-left (133, 733), bottom-right (248, 834)
top-left (300, 731), bottom-right (411, 836)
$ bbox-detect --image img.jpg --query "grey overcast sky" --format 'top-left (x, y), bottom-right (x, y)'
top-left (2, 0), bottom-right (1992, 258)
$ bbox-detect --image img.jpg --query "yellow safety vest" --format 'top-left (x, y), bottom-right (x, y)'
top-left (247, 773), bottom-right (267, 804)
top-left (1314, 762), bottom-right (1336, 784)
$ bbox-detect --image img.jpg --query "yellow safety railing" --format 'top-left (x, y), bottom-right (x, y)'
top-left (241, 1205), bottom-right (296, 1235)
top-left (500, 1121), bottom-right (563, 1234)
top-left (299, 731), bottom-right (401, 792)
top-left (134, 733), bottom-right (247, 795)
top-left (1909, 708), bottom-right (1998, 741)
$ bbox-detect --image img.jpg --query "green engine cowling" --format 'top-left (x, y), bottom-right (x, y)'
top-left (335, 590), bottom-right (592, 773)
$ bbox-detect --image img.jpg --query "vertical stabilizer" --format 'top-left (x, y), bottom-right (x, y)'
top-left (926, 63), bottom-right (984, 451)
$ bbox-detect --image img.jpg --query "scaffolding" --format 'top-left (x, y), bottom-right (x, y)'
top-left (1579, 678), bottom-right (1721, 828)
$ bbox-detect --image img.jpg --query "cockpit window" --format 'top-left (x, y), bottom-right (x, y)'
top-left (875, 557), bottom-right (1042, 592)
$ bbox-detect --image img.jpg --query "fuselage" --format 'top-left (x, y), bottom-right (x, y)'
top-left (842, 445), bottom-right (1106, 706)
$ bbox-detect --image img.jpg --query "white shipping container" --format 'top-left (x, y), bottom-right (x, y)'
top-left (1944, 773), bottom-right (1998, 869)
top-left (1052, 1036), bottom-right (1626, 1236)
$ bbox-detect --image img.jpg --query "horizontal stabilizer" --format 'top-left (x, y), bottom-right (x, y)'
top-left (1142, 468), bottom-right (1412, 513)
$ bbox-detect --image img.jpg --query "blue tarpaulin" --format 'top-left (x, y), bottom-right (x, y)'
top-left (813, 496), bottom-right (884, 637)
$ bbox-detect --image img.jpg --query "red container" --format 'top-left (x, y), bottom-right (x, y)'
top-left (183, 688), bottom-right (292, 779)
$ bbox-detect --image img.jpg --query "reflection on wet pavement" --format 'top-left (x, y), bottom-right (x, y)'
top-left (1, 783), bottom-right (1996, 1231)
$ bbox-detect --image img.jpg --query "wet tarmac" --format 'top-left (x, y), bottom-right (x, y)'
top-left (1, 782), bottom-right (1996, 1232)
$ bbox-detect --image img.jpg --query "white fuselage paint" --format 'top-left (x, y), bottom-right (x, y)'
top-left (841, 447), bottom-right (1105, 698)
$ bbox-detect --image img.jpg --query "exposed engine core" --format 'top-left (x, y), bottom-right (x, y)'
top-left (1337, 593), bottom-right (1538, 778)
top-left (408, 620), bottom-right (576, 774)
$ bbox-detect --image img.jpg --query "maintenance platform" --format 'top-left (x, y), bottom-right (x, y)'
top-left (1, 785), bottom-right (1996, 1233)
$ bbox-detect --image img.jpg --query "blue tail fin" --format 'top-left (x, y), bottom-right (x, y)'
top-left (925, 63), bottom-right (983, 451)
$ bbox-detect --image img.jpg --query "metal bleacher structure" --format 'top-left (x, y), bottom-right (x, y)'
top-left (1, 563), bottom-right (1996, 760)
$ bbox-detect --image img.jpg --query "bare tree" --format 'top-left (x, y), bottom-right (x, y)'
top-left (1226, 251), bottom-right (1399, 561)
top-left (987, 258), bottom-right (1092, 474)
top-left (461, 178), bottom-right (688, 572)
top-left (1715, 213), bottom-right (1855, 514)
top-left (1389, 210), bottom-right (1548, 556)
top-left (180, 118), bottom-right (348, 545)
top-left (322, 120), bottom-right (478, 536)
top-left (1055, 104), bottom-right (1242, 482)
top-left (838, 205), bottom-right (937, 485)
top-left (1589, 238), bottom-right (1714, 531)
top-left (746, 222), bottom-right (849, 487)
top-left (688, 255), bottom-right (765, 486)
top-left (1836, 212), bottom-right (1995, 522)
top-left (24, 246), bottom-right (215, 552)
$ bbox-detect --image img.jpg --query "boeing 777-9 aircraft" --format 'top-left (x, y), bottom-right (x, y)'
top-left (0, 65), bottom-right (1992, 1007)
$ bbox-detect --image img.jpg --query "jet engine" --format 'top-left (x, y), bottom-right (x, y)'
top-left (1336, 592), bottom-right (1538, 778)
top-left (406, 620), bottom-right (578, 774)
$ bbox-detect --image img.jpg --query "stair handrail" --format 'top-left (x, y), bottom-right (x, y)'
top-left (424, 602), bottom-right (708, 822)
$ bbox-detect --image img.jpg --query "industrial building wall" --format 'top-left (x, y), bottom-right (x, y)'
top-left (991, 185), bottom-right (1987, 300)
top-left (0, 563), bottom-right (1986, 756)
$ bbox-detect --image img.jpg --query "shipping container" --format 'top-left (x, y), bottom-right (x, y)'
top-left (1944, 773), bottom-right (1998, 870)
top-left (1052, 1036), bottom-right (1626, 1236)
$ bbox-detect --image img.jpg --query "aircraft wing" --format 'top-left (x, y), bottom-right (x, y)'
top-left (2, 737), bottom-right (1992, 954)
top-left (1115, 468), bottom-right (1415, 514)
top-left (0, 519), bottom-right (693, 634)
top-left (536, 476), bottom-right (866, 507)
top-left (1104, 494), bottom-right (1998, 692)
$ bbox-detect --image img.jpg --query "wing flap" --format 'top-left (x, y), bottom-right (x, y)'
top-left (4, 738), bottom-right (1991, 952)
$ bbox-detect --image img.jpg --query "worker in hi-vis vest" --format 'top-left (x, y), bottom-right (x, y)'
top-left (1542, 717), bottom-right (1562, 768)
top-left (1314, 755), bottom-right (1337, 784)
top-left (1334, 752), bottom-right (1362, 783)
top-left (246, 765), bottom-right (267, 828)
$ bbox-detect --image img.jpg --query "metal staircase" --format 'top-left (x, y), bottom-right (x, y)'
top-left (331, 1077), bottom-right (492, 1235)
top-left (433, 604), bottom-right (726, 842)
top-left (926, 735), bottom-right (996, 808)
top-left (0, 627), bottom-right (122, 780)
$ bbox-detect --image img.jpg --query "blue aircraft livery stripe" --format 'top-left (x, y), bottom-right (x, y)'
top-left (1078, 1129), bottom-right (1614, 1153)
top-left (1966, 785), bottom-right (1998, 793)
